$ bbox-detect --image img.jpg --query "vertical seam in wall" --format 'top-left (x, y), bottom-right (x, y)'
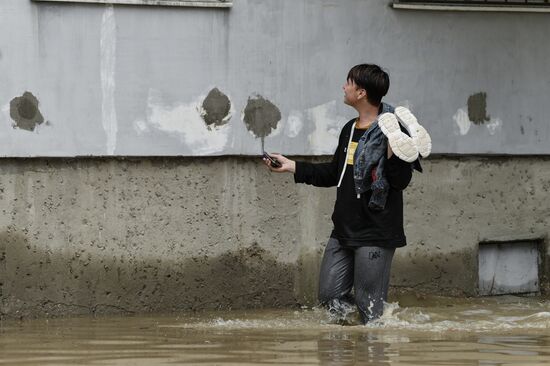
top-left (100, 4), bottom-right (118, 155)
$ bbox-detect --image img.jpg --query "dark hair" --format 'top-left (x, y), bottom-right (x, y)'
top-left (347, 64), bottom-right (390, 106)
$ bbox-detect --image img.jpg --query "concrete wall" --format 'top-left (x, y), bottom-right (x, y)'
top-left (1, 0), bottom-right (549, 156)
top-left (0, 156), bottom-right (330, 317)
top-left (1, 156), bottom-right (549, 318)
top-left (397, 156), bottom-right (550, 296)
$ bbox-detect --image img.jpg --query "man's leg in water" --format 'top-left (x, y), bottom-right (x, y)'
top-left (318, 238), bottom-right (355, 319)
top-left (354, 246), bottom-right (395, 324)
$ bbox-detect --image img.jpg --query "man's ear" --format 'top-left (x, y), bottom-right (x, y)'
top-left (358, 88), bottom-right (367, 100)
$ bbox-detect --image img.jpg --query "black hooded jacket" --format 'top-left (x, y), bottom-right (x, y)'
top-left (294, 118), bottom-right (421, 248)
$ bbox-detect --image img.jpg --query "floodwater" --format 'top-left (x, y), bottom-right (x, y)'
top-left (1, 296), bottom-right (550, 365)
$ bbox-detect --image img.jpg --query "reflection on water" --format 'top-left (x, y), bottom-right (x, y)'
top-left (1, 296), bottom-right (549, 365)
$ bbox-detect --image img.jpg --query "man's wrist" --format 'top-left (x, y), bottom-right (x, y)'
top-left (289, 161), bottom-right (296, 174)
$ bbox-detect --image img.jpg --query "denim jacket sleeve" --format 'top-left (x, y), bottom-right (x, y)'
top-left (385, 154), bottom-right (413, 190)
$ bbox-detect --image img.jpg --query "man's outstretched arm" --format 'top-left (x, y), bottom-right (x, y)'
top-left (264, 150), bottom-right (340, 188)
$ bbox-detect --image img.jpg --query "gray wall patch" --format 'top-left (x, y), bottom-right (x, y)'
top-left (467, 92), bottom-right (490, 125)
top-left (201, 88), bottom-right (231, 129)
top-left (9, 92), bottom-right (45, 132)
top-left (242, 95), bottom-right (281, 151)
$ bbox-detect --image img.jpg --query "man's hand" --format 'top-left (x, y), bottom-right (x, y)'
top-left (263, 153), bottom-right (296, 173)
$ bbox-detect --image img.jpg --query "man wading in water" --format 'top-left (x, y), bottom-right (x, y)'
top-left (263, 64), bottom-right (430, 324)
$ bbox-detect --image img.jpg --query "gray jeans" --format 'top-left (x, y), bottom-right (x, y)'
top-left (318, 238), bottom-right (395, 324)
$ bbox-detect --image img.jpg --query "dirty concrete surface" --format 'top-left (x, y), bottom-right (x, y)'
top-left (1, 156), bottom-right (549, 319)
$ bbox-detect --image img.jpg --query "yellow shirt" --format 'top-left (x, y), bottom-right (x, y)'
top-left (346, 126), bottom-right (370, 165)
top-left (346, 142), bottom-right (358, 165)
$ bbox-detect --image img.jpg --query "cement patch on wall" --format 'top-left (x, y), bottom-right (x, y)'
top-left (0, 156), bottom-right (549, 318)
top-left (9, 92), bottom-right (45, 132)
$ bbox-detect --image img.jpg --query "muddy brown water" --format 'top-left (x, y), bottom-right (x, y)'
top-left (1, 296), bottom-right (550, 365)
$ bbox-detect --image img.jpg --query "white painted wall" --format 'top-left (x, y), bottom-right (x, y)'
top-left (1, 0), bottom-right (549, 156)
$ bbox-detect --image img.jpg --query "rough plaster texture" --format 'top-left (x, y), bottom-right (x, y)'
top-left (0, 157), bottom-right (331, 318)
top-left (0, 156), bottom-right (549, 319)
top-left (397, 157), bottom-right (550, 296)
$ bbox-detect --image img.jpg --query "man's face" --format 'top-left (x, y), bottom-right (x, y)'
top-left (342, 79), bottom-right (365, 106)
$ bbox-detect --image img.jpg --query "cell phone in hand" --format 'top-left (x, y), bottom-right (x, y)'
top-left (263, 152), bottom-right (282, 168)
